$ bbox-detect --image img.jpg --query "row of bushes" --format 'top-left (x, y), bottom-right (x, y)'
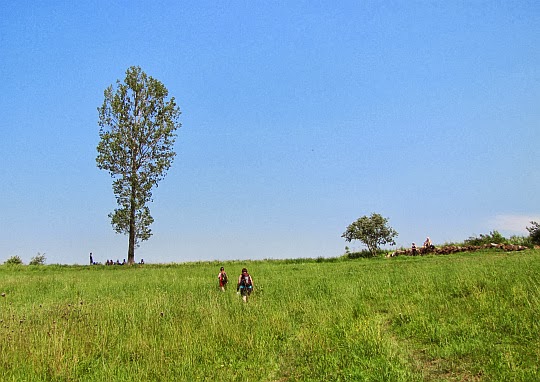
top-left (4, 253), bottom-right (46, 266)
top-left (463, 229), bottom-right (537, 248)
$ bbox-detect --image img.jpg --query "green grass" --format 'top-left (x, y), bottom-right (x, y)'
top-left (1, 250), bottom-right (539, 381)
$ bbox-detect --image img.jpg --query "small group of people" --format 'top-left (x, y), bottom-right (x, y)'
top-left (89, 252), bottom-right (145, 266)
top-left (104, 259), bottom-right (145, 265)
top-left (218, 267), bottom-right (254, 302)
top-left (411, 237), bottom-right (435, 255)
top-left (105, 259), bottom-right (126, 266)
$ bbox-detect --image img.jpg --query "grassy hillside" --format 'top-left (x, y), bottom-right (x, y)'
top-left (1, 250), bottom-right (539, 381)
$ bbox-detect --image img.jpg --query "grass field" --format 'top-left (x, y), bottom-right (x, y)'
top-left (1, 249), bottom-right (539, 381)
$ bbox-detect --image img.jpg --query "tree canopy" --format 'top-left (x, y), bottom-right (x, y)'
top-left (96, 66), bottom-right (181, 264)
top-left (527, 221), bottom-right (540, 245)
top-left (342, 213), bottom-right (398, 256)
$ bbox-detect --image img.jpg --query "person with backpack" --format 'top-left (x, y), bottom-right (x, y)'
top-left (237, 268), bottom-right (254, 302)
top-left (218, 266), bottom-right (228, 292)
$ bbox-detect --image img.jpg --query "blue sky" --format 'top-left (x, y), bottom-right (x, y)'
top-left (1, 1), bottom-right (538, 265)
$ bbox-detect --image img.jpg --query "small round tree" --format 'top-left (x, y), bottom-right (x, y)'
top-left (342, 213), bottom-right (398, 257)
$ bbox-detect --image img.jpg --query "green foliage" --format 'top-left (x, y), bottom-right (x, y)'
top-left (342, 213), bottom-right (398, 257)
top-left (508, 235), bottom-right (533, 248)
top-left (4, 255), bottom-right (23, 265)
top-left (527, 221), bottom-right (540, 245)
top-left (464, 230), bottom-right (507, 246)
top-left (96, 66), bottom-right (181, 264)
top-left (343, 249), bottom-right (387, 259)
top-left (29, 252), bottom-right (46, 265)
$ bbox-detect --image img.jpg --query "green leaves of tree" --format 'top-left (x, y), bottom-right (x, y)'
top-left (96, 66), bottom-right (181, 261)
top-left (527, 221), bottom-right (540, 245)
top-left (342, 213), bottom-right (398, 257)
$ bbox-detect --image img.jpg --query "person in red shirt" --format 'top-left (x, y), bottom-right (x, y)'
top-left (218, 266), bottom-right (228, 292)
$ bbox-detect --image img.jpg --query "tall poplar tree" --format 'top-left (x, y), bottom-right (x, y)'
top-left (96, 66), bottom-right (181, 264)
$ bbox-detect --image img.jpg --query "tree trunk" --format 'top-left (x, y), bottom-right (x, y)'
top-left (127, 181), bottom-right (136, 265)
top-left (128, 210), bottom-right (135, 265)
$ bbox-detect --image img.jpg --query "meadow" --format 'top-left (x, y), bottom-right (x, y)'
top-left (1, 249), bottom-right (539, 381)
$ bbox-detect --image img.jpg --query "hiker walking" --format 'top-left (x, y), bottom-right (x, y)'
top-left (218, 266), bottom-right (228, 292)
top-left (237, 268), bottom-right (253, 302)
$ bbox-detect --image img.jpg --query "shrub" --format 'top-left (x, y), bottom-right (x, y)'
top-left (343, 249), bottom-right (387, 259)
top-left (5, 255), bottom-right (23, 265)
top-left (29, 253), bottom-right (46, 265)
top-left (464, 230), bottom-right (507, 246)
top-left (508, 235), bottom-right (533, 248)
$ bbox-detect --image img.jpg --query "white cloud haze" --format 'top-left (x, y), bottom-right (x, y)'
top-left (490, 215), bottom-right (540, 234)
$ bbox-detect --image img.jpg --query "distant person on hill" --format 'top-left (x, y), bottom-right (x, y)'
top-left (423, 237), bottom-right (434, 250)
top-left (411, 243), bottom-right (417, 255)
top-left (89, 253), bottom-right (93, 265)
top-left (218, 266), bottom-right (228, 292)
top-left (237, 268), bottom-right (253, 302)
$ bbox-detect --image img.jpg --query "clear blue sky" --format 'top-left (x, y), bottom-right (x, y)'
top-left (1, 1), bottom-right (538, 265)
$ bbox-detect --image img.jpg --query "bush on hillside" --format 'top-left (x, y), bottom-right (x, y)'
top-left (5, 255), bottom-right (23, 265)
top-left (464, 230), bottom-right (507, 246)
top-left (343, 249), bottom-right (388, 259)
top-left (29, 253), bottom-right (46, 265)
top-left (508, 235), bottom-right (533, 248)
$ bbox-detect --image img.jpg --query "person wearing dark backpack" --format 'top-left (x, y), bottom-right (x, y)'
top-left (218, 266), bottom-right (228, 292)
top-left (237, 268), bottom-right (253, 302)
